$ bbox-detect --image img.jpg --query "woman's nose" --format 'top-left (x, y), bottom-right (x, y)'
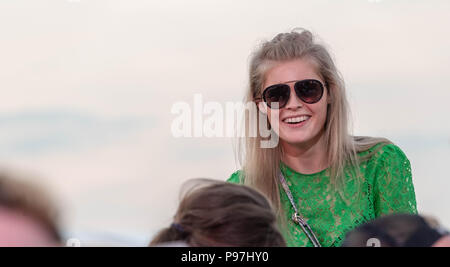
top-left (285, 86), bottom-right (303, 110)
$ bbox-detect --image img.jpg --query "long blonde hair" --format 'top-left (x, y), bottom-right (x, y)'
top-left (236, 29), bottom-right (390, 220)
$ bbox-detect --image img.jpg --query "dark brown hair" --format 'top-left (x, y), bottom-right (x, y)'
top-left (149, 179), bottom-right (286, 247)
top-left (342, 214), bottom-right (447, 247)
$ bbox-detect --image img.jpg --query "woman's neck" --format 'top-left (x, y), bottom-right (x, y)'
top-left (280, 132), bottom-right (328, 175)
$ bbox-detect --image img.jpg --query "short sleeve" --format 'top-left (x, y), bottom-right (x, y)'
top-left (373, 144), bottom-right (418, 217)
top-left (227, 170), bottom-right (244, 184)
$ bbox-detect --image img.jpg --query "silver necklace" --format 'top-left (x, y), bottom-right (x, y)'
top-left (278, 172), bottom-right (322, 247)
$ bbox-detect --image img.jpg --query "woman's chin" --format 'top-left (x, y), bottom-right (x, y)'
top-left (279, 126), bottom-right (311, 144)
top-left (279, 128), bottom-right (323, 147)
top-left (279, 136), bottom-right (311, 146)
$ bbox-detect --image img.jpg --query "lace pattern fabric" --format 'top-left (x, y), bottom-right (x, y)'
top-left (227, 143), bottom-right (418, 247)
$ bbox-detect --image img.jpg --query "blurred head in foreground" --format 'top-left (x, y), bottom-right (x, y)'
top-left (149, 179), bottom-right (286, 247)
top-left (342, 213), bottom-right (450, 247)
top-left (0, 171), bottom-right (61, 246)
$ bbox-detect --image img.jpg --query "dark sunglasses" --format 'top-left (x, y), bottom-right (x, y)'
top-left (258, 79), bottom-right (325, 109)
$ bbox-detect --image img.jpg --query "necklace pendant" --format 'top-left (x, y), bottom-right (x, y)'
top-left (292, 213), bottom-right (302, 224)
top-left (292, 213), bottom-right (308, 227)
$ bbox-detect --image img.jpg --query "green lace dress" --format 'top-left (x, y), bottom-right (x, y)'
top-left (227, 143), bottom-right (417, 247)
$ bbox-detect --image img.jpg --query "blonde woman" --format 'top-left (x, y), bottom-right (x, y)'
top-left (227, 29), bottom-right (417, 247)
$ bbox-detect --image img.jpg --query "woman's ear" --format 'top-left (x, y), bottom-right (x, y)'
top-left (257, 101), bottom-right (268, 114)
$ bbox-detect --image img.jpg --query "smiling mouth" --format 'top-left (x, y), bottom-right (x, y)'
top-left (282, 115), bottom-right (311, 124)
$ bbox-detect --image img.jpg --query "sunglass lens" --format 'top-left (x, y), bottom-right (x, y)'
top-left (264, 84), bottom-right (290, 109)
top-left (295, 80), bottom-right (324, 104)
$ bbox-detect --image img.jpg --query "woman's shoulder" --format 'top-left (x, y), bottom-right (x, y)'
top-left (370, 142), bottom-right (408, 163)
top-left (357, 141), bottom-right (411, 182)
top-left (227, 170), bottom-right (245, 184)
top-left (357, 140), bottom-right (409, 164)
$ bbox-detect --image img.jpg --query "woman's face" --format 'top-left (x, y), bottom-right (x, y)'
top-left (261, 58), bottom-right (329, 147)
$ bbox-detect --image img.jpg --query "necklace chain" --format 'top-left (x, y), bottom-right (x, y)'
top-left (278, 172), bottom-right (322, 247)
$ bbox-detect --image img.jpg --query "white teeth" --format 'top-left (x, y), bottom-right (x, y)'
top-left (284, 115), bottom-right (310, 123)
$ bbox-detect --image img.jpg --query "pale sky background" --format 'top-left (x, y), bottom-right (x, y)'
top-left (0, 0), bottom-right (449, 246)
